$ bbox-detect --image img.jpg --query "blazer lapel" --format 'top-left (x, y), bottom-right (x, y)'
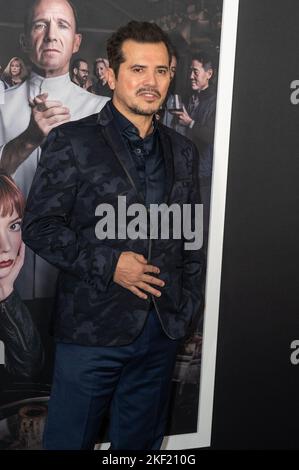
top-left (98, 104), bottom-right (145, 204)
top-left (159, 126), bottom-right (174, 204)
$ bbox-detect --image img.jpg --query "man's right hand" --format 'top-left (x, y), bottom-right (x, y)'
top-left (27, 93), bottom-right (71, 146)
top-left (113, 252), bottom-right (165, 300)
top-left (0, 93), bottom-right (71, 175)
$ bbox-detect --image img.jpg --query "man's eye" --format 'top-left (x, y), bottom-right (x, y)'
top-left (34, 23), bottom-right (47, 30)
top-left (58, 22), bottom-right (69, 29)
top-left (157, 69), bottom-right (167, 75)
top-left (133, 68), bottom-right (143, 73)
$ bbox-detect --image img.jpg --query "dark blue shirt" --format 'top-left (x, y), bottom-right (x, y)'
top-left (111, 103), bottom-right (166, 208)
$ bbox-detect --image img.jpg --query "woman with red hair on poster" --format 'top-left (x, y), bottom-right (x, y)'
top-left (0, 172), bottom-right (43, 378)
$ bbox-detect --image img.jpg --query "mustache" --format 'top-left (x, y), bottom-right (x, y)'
top-left (136, 88), bottom-right (161, 98)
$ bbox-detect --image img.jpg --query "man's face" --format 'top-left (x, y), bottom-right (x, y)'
top-left (75, 61), bottom-right (89, 85)
top-left (190, 59), bottom-right (212, 91)
top-left (24, 0), bottom-right (82, 77)
top-left (170, 56), bottom-right (177, 80)
top-left (110, 40), bottom-right (170, 117)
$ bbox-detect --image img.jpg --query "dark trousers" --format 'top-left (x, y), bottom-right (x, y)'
top-left (43, 309), bottom-right (180, 450)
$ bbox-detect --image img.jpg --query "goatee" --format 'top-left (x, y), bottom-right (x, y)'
top-left (128, 105), bottom-right (159, 116)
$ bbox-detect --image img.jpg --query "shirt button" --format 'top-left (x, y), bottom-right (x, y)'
top-left (135, 148), bottom-right (142, 155)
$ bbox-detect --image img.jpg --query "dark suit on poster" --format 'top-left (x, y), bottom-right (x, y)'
top-left (187, 86), bottom-right (216, 253)
top-left (22, 101), bottom-right (204, 449)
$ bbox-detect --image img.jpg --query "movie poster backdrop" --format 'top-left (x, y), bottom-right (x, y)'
top-left (0, 0), bottom-right (224, 449)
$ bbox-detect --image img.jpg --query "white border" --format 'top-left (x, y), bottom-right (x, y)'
top-left (163, 0), bottom-right (240, 450)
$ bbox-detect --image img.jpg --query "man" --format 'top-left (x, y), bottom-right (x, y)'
top-left (23, 21), bottom-right (204, 450)
top-left (175, 52), bottom-right (216, 250)
top-left (88, 57), bottom-right (112, 97)
top-left (70, 58), bottom-right (90, 89)
top-left (0, 0), bottom-right (109, 299)
top-left (161, 49), bottom-right (185, 135)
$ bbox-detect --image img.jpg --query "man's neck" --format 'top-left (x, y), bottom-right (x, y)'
top-left (198, 84), bottom-right (209, 92)
top-left (112, 100), bottom-right (154, 139)
top-left (31, 65), bottom-right (69, 79)
top-left (72, 76), bottom-right (83, 87)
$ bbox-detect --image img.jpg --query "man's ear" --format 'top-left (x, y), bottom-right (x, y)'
top-left (207, 68), bottom-right (213, 80)
top-left (107, 67), bottom-right (116, 90)
top-left (20, 33), bottom-right (31, 54)
top-left (72, 33), bottom-right (82, 54)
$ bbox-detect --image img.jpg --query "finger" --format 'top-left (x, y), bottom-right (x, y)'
top-left (33, 93), bottom-right (49, 103)
top-left (19, 242), bottom-right (26, 262)
top-left (136, 281), bottom-right (161, 297)
top-left (134, 253), bottom-right (147, 264)
top-left (46, 113), bottom-right (71, 126)
top-left (13, 242), bottom-right (25, 270)
top-left (141, 274), bottom-right (165, 287)
top-left (41, 107), bottom-right (70, 119)
top-left (50, 117), bottom-right (71, 129)
top-left (142, 264), bottom-right (160, 274)
top-left (34, 101), bottom-right (65, 112)
top-left (130, 285), bottom-right (148, 300)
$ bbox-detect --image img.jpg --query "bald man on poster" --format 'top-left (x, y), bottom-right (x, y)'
top-left (0, 0), bottom-right (109, 300)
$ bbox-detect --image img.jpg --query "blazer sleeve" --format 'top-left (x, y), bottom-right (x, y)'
top-left (22, 127), bottom-right (122, 293)
top-left (180, 142), bottom-right (206, 330)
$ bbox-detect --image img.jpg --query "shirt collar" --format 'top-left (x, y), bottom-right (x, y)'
top-left (194, 85), bottom-right (214, 99)
top-left (29, 71), bottom-right (71, 96)
top-left (110, 102), bottom-right (158, 141)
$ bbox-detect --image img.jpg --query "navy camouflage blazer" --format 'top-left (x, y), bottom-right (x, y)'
top-left (22, 101), bottom-right (205, 346)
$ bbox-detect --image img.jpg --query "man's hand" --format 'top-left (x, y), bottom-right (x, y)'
top-left (27, 93), bottom-right (71, 146)
top-left (1, 93), bottom-right (70, 175)
top-left (0, 242), bottom-right (25, 301)
top-left (113, 252), bottom-right (165, 299)
top-left (173, 105), bottom-right (193, 127)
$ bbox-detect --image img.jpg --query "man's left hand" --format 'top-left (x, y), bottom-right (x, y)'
top-left (173, 106), bottom-right (193, 126)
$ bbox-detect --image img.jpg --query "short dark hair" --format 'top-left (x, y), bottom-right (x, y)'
top-left (191, 51), bottom-right (214, 72)
top-left (71, 58), bottom-right (87, 72)
top-left (107, 20), bottom-right (172, 78)
top-left (24, 0), bottom-right (79, 34)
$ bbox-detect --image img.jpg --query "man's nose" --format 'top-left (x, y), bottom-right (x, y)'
top-left (143, 70), bottom-right (158, 87)
top-left (44, 21), bottom-right (58, 42)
